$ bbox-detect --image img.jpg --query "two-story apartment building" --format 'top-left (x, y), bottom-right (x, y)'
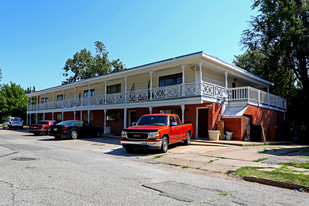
top-left (26, 51), bottom-right (286, 140)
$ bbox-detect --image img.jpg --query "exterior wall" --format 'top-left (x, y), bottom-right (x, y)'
top-left (63, 112), bottom-right (74, 120)
top-left (223, 105), bottom-right (283, 141)
top-left (45, 113), bottom-right (52, 120)
top-left (91, 110), bottom-right (104, 127)
top-left (106, 109), bottom-right (124, 135)
top-left (203, 69), bottom-right (225, 87)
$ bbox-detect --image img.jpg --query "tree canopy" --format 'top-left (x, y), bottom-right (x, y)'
top-left (234, 0), bottom-right (309, 121)
top-left (0, 82), bottom-right (27, 122)
top-left (240, 0), bottom-right (309, 92)
top-left (62, 41), bottom-right (126, 84)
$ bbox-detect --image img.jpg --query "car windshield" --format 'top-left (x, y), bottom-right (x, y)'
top-left (37, 121), bottom-right (49, 125)
top-left (136, 116), bottom-right (168, 126)
top-left (57, 121), bottom-right (79, 126)
top-left (13, 118), bottom-right (21, 121)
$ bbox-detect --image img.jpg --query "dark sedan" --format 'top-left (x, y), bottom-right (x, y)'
top-left (49, 120), bottom-right (103, 139)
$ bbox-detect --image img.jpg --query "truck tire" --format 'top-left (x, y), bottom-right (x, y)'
top-left (124, 145), bottom-right (135, 153)
top-left (184, 132), bottom-right (191, 145)
top-left (160, 137), bottom-right (168, 153)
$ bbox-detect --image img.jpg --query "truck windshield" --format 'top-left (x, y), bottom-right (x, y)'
top-left (136, 116), bottom-right (168, 126)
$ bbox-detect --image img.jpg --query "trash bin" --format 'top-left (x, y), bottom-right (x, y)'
top-left (208, 130), bottom-right (220, 141)
top-left (225, 131), bottom-right (233, 140)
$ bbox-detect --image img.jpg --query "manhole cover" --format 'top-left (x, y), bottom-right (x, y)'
top-left (12, 157), bottom-right (37, 161)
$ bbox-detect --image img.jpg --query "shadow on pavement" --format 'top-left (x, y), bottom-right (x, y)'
top-left (259, 146), bottom-right (309, 157)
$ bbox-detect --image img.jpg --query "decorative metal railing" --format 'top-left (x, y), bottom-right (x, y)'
top-left (27, 82), bottom-right (286, 111)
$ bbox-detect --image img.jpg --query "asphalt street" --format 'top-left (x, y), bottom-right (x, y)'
top-left (0, 129), bottom-right (308, 205)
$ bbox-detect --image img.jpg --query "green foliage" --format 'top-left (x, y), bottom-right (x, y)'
top-left (235, 0), bottom-right (309, 122)
top-left (0, 67), bottom-right (2, 82)
top-left (253, 157), bottom-right (268, 162)
top-left (62, 41), bottom-right (126, 84)
top-left (24, 86), bottom-right (36, 94)
top-left (279, 161), bottom-right (309, 169)
top-left (0, 82), bottom-right (27, 122)
top-left (234, 166), bottom-right (309, 186)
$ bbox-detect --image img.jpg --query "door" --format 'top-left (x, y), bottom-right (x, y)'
top-left (129, 110), bottom-right (137, 126)
top-left (169, 116), bottom-right (180, 144)
top-left (198, 108), bottom-right (208, 138)
top-left (243, 115), bottom-right (252, 141)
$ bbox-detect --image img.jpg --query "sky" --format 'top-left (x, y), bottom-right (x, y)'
top-left (0, 0), bottom-right (258, 91)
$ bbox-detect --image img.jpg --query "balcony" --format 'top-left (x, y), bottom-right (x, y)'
top-left (27, 82), bottom-right (286, 111)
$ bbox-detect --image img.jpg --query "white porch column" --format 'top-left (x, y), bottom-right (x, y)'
top-left (88, 84), bottom-right (90, 105)
top-left (181, 65), bottom-right (185, 96)
top-left (225, 71), bottom-right (228, 88)
top-left (124, 77), bottom-right (127, 103)
top-left (104, 80), bottom-right (107, 104)
top-left (62, 112), bottom-right (64, 121)
top-left (104, 109), bottom-right (107, 134)
top-left (53, 92), bottom-right (55, 108)
top-left (181, 104), bottom-right (185, 124)
top-left (35, 113), bottom-right (38, 123)
top-left (195, 67), bottom-right (198, 95)
top-left (26, 113), bottom-right (28, 127)
top-left (74, 87), bottom-right (77, 106)
top-left (52, 112), bottom-right (54, 121)
top-left (149, 106), bottom-right (153, 114)
top-left (124, 108), bottom-right (127, 129)
top-left (87, 110), bottom-right (90, 123)
top-left (62, 90), bottom-right (64, 108)
top-left (267, 87), bottom-right (270, 106)
top-left (80, 110), bottom-right (83, 121)
top-left (36, 96), bottom-right (39, 110)
top-left (199, 61), bottom-right (203, 95)
top-left (74, 111), bottom-right (76, 120)
top-left (149, 72), bottom-right (153, 100)
top-left (43, 113), bottom-right (45, 120)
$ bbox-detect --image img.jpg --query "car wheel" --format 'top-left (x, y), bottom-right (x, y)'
top-left (54, 135), bottom-right (61, 139)
top-left (160, 136), bottom-right (168, 153)
top-left (124, 145), bottom-right (135, 153)
top-left (71, 130), bottom-right (78, 139)
top-left (184, 132), bottom-right (191, 145)
top-left (33, 132), bottom-right (40, 136)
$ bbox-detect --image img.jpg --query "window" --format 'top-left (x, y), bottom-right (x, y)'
top-left (106, 111), bottom-right (119, 121)
top-left (56, 114), bottom-right (62, 121)
top-left (170, 116), bottom-right (176, 125)
top-left (175, 116), bottom-right (181, 125)
top-left (57, 95), bottom-right (63, 101)
top-left (159, 73), bottom-right (182, 87)
top-left (83, 89), bottom-right (95, 98)
top-left (41, 97), bottom-right (48, 103)
top-left (107, 84), bottom-right (121, 94)
top-left (159, 108), bottom-right (181, 118)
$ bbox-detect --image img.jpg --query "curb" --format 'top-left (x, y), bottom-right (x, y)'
top-left (243, 176), bottom-right (309, 192)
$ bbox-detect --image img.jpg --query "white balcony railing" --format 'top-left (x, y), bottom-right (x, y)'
top-left (228, 86), bottom-right (287, 110)
top-left (27, 82), bottom-right (286, 111)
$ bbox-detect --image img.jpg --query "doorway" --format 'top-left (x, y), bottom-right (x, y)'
top-left (128, 110), bottom-right (137, 126)
top-left (197, 108), bottom-right (208, 138)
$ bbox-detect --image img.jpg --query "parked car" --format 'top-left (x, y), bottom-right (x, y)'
top-left (49, 120), bottom-right (103, 139)
top-left (121, 114), bottom-right (193, 153)
top-left (28, 120), bottom-right (57, 135)
top-left (3, 117), bottom-right (23, 130)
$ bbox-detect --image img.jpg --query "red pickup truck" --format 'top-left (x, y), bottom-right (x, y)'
top-left (120, 114), bottom-right (193, 153)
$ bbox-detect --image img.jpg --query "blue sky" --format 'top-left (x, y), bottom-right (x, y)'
top-left (0, 0), bottom-right (257, 91)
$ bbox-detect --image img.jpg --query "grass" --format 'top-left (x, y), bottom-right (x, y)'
top-left (153, 154), bottom-right (165, 160)
top-left (300, 156), bottom-right (309, 159)
top-left (181, 165), bottom-right (189, 169)
top-left (234, 166), bottom-right (309, 186)
top-left (253, 158), bottom-right (268, 162)
top-left (279, 161), bottom-right (309, 169)
top-left (219, 191), bottom-right (229, 196)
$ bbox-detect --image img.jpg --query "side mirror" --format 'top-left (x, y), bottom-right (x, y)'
top-left (171, 122), bottom-right (177, 126)
top-left (132, 122), bottom-right (136, 126)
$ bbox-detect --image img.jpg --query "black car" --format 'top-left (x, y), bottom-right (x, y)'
top-left (49, 120), bottom-right (103, 139)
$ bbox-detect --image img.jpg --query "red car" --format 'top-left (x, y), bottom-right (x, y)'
top-left (121, 114), bottom-right (193, 153)
top-left (28, 120), bottom-right (57, 136)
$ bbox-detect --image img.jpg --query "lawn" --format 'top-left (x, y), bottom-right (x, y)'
top-left (234, 164), bottom-right (309, 187)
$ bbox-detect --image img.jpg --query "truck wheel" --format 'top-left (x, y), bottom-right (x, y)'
top-left (184, 132), bottom-right (191, 145)
top-left (124, 145), bottom-right (135, 153)
top-left (160, 137), bottom-right (168, 153)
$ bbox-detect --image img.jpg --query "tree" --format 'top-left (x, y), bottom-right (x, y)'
top-left (0, 67), bottom-right (2, 82)
top-left (240, 0), bottom-right (309, 93)
top-left (62, 41), bottom-right (126, 84)
top-left (25, 86), bottom-right (36, 94)
top-left (0, 82), bottom-right (27, 122)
